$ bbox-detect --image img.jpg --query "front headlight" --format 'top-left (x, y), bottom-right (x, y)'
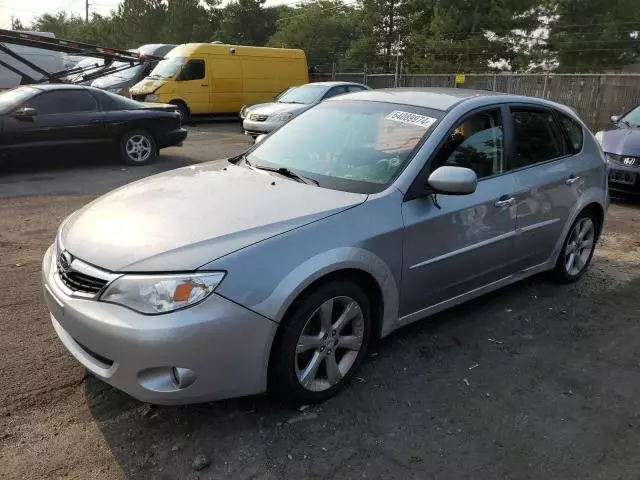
top-left (594, 131), bottom-right (604, 146)
top-left (100, 272), bottom-right (225, 314)
top-left (271, 112), bottom-right (294, 122)
top-left (145, 94), bottom-right (159, 102)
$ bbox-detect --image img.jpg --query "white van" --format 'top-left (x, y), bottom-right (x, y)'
top-left (0, 32), bottom-right (64, 90)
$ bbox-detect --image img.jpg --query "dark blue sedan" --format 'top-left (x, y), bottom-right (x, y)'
top-left (597, 106), bottom-right (640, 195)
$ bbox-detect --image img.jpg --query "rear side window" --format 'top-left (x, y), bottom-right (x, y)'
top-left (25, 90), bottom-right (98, 114)
top-left (557, 113), bottom-right (584, 153)
top-left (323, 86), bottom-right (348, 99)
top-left (347, 85), bottom-right (367, 93)
top-left (510, 108), bottom-right (568, 168)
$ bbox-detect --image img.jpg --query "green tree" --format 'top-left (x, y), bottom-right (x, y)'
top-left (268, 1), bottom-right (359, 70)
top-left (113, 0), bottom-right (167, 47)
top-left (163, 0), bottom-right (214, 44)
top-left (547, 0), bottom-right (640, 72)
top-left (216, 0), bottom-right (283, 45)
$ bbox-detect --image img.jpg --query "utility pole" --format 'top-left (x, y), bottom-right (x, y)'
top-left (85, 0), bottom-right (89, 22)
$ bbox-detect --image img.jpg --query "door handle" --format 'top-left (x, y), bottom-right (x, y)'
top-left (201, 84), bottom-right (208, 87)
top-left (494, 196), bottom-right (515, 208)
top-left (565, 175), bottom-right (581, 185)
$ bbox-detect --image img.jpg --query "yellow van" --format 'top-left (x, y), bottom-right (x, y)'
top-left (129, 43), bottom-right (308, 122)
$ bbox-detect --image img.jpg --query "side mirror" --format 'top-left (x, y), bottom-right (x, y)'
top-left (427, 166), bottom-right (477, 195)
top-left (254, 134), bottom-right (266, 145)
top-left (13, 107), bottom-right (37, 119)
top-left (610, 115), bottom-right (620, 123)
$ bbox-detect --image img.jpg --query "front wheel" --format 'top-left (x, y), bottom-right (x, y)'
top-left (553, 211), bottom-right (598, 283)
top-left (120, 130), bottom-right (157, 166)
top-left (270, 281), bottom-right (372, 405)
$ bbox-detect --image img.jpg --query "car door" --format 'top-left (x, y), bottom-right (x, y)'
top-left (507, 105), bottom-right (579, 270)
top-left (4, 89), bottom-right (105, 155)
top-left (400, 106), bottom-right (519, 317)
top-left (176, 58), bottom-right (210, 114)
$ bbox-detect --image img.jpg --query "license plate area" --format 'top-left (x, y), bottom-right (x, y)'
top-left (609, 171), bottom-right (637, 185)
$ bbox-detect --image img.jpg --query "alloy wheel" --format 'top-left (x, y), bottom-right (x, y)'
top-left (125, 134), bottom-right (152, 163)
top-left (295, 296), bottom-right (365, 392)
top-left (565, 217), bottom-right (595, 276)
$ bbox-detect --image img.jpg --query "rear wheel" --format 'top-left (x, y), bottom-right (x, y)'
top-left (553, 210), bottom-right (598, 283)
top-left (120, 130), bottom-right (156, 166)
top-left (270, 280), bottom-right (372, 404)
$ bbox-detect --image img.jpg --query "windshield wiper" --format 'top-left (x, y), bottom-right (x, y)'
top-left (254, 165), bottom-right (318, 186)
top-left (620, 119), bottom-right (632, 127)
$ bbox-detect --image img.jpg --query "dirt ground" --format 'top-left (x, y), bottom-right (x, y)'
top-left (1, 123), bottom-right (640, 479)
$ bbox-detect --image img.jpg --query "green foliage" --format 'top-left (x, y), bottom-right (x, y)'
top-left (21, 0), bottom-right (640, 73)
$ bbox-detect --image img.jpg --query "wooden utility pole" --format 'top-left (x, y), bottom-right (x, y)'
top-left (86, 0), bottom-right (89, 22)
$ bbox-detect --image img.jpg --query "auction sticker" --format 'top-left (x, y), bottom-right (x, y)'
top-left (385, 110), bottom-right (437, 129)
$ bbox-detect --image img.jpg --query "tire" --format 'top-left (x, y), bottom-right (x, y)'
top-left (552, 210), bottom-right (599, 283)
top-left (270, 280), bottom-right (372, 405)
top-left (120, 130), bottom-right (157, 166)
top-left (170, 101), bottom-right (190, 125)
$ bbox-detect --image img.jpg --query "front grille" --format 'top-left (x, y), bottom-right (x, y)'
top-left (606, 153), bottom-right (639, 166)
top-left (57, 254), bottom-right (108, 294)
top-left (250, 114), bottom-right (268, 122)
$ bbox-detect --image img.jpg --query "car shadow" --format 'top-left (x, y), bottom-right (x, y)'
top-left (83, 265), bottom-right (640, 479)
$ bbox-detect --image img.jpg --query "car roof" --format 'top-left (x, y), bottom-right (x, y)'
top-left (28, 83), bottom-right (91, 91)
top-left (307, 81), bottom-right (367, 88)
top-left (331, 87), bottom-right (504, 110)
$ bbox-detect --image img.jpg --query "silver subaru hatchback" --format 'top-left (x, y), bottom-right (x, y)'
top-left (42, 88), bottom-right (608, 405)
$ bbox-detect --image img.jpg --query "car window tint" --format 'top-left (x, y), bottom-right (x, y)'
top-left (347, 85), bottom-right (366, 93)
top-left (511, 109), bottom-right (568, 168)
top-left (437, 109), bottom-right (505, 179)
top-left (180, 59), bottom-right (205, 81)
top-left (557, 113), bottom-right (584, 153)
top-left (323, 86), bottom-right (348, 99)
top-left (25, 90), bottom-right (98, 114)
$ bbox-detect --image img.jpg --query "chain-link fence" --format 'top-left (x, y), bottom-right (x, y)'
top-left (310, 71), bottom-right (640, 131)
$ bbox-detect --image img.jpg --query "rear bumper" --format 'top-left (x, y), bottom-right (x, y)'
top-left (158, 128), bottom-right (188, 149)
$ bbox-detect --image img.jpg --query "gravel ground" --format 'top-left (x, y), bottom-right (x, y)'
top-left (1, 123), bottom-right (639, 479)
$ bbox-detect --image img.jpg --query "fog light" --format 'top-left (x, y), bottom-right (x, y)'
top-left (172, 367), bottom-right (196, 389)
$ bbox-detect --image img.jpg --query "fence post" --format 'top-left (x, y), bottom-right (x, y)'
top-left (363, 63), bottom-right (367, 85)
top-left (492, 74), bottom-right (497, 91)
top-left (331, 62), bottom-right (336, 81)
top-left (394, 55), bottom-right (400, 87)
top-left (542, 71), bottom-right (550, 99)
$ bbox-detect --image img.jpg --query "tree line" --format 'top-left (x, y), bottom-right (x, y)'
top-left (14, 0), bottom-right (640, 74)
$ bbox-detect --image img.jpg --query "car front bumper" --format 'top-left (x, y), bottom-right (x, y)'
top-left (607, 163), bottom-right (640, 194)
top-left (157, 127), bottom-right (188, 149)
top-left (41, 245), bottom-right (277, 405)
top-left (242, 118), bottom-right (283, 136)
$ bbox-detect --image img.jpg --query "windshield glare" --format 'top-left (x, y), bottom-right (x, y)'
top-left (101, 63), bottom-right (145, 82)
top-left (621, 106), bottom-right (640, 126)
top-left (248, 101), bottom-right (442, 193)
top-left (0, 87), bottom-right (37, 114)
top-left (278, 85), bottom-right (326, 104)
top-left (149, 56), bottom-right (185, 79)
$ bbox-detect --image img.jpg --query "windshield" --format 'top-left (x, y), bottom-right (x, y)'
top-left (277, 85), bottom-right (327, 104)
top-left (621, 106), bottom-right (640, 126)
top-left (0, 87), bottom-right (37, 114)
top-left (149, 56), bottom-right (185, 79)
top-left (247, 101), bottom-right (442, 193)
top-left (100, 63), bottom-right (145, 82)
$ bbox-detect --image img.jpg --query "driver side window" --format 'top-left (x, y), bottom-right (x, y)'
top-left (435, 109), bottom-right (505, 179)
top-left (179, 59), bottom-right (205, 81)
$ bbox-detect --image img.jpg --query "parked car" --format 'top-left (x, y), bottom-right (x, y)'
top-left (91, 44), bottom-right (176, 98)
top-left (0, 84), bottom-right (186, 165)
top-left (65, 56), bottom-right (105, 84)
top-left (130, 43), bottom-right (309, 123)
top-left (242, 81), bottom-right (370, 137)
top-left (42, 88), bottom-right (607, 406)
top-left (239, 86), bottom-right (297, 120)
top-left (595, 106), bottom-right (640, 195)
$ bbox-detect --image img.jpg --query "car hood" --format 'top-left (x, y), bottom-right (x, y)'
top-left (249, 102), bottom-right (310, 116)
top-left (130, 78), bottom-right (166, 95)
top-left (61, 163), bottom-right (366, 272)
top-left (600, 127), bottom-right (640, 155)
